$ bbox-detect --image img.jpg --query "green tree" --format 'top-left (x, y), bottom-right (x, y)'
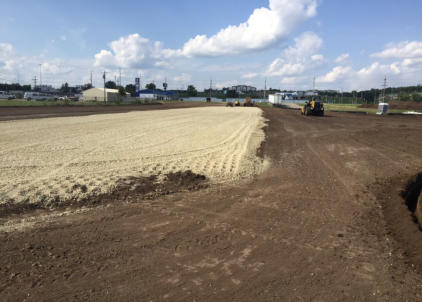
top-left (412, 93), bottom-right (422, 102)
top-left (226, 89), bottom-right (238, 98)
top-left (60, 82), bottom-right (69, 93)
top-left (82, 83), bottom-right (93, 90)
top-left (118, 86), bottom-right (126, 96)
top-left (105, 81), bottom-right (117, 89)
top-left (187, 85), bottom-right (197, 96)
top-left (145, 83), bottom-right (156, 90)
top-left (125, 84), bottom-right (136, 97)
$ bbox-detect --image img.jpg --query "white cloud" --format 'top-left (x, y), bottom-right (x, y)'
top-left (180, 0), bottom-right (317, 57)
top-left (215, 80), bottom-right (239, 89)
top-left (41, 61), bottom-right (74, 75)
top-left (335, 53), bottom-right (349, 63)
top-left (372, 41), bottom-right (422, 59)
top-left (267, 31), bottom-right (323, 76)
top-left (317, 66), bottom-right (352, 83)
top-left (94, 0), bottom-right (318, 68)
top-left (241, 72), bottom-right (258, 79)
top-left (94, 34), bottom-right (175, 69)
top-left (173, 73), bottom-right (192, 83)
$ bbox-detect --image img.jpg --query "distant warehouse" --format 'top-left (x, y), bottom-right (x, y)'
top-left (82, 88), bottom-right (129, 102)
top-left (137, 89), bottom-right (177, 100)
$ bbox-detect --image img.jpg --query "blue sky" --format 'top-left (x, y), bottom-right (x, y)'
top-left (1, 0), bottom-right (422, 91)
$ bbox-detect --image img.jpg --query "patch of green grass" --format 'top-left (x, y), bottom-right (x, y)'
top-left (255, 102), bottom-right (273, 108)
top-left (324, 103), bottom-right (375, 113)
top-left (324, 103), bottom-right (422, 114)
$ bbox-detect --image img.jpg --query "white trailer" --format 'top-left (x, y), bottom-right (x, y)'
top-left (0, 91), bottom-right (15, 100)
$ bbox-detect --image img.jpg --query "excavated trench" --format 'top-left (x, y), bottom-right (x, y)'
top-left (401, 172), bottom-right (422, 228)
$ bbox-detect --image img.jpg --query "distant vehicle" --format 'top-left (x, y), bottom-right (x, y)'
top-left (0, 91), bottom-right (15, 100)
top-left (301, 97), bottom-right (324, 116)
top-left (243, 97), bottom-right (254, 107)
top-left (24, 92), bottom-right (52, 101)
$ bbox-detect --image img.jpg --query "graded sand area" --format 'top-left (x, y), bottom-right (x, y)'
top-left (0, 107), bottom-right (265, 209)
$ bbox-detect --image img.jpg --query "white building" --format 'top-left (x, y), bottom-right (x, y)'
top-left (82, 88), bottom-right (129, 102)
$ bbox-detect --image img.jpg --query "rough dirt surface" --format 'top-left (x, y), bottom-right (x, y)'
top-left (0, 102), bottom-right (218, 121)
top-left (1, 108), bottom-right (422, 301)
top-left (0, 107), bottom-right (265, 211)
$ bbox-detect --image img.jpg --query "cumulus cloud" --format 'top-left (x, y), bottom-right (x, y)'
top-left (0, 43), bottom-right (16, 71)
top-left (371, 41), bottom-right (422, 59)
top-left (335, 53), bottom-right (349, 63)
top-left (94, 0), bottom-right (318, 68)
top-left (173, 73), bottom-right (192, 83)
top-left (267, 31), bottom-right (323, 76)
top-left (241, 72), bottom-right (258, 79)
top-left (94, 34), bottom-right (175, 69)
top-left (180, 0), bottom-right (317, 57)
top-left (317, 66), bottom-right (352, 83)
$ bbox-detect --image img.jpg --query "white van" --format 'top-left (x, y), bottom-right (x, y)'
top-left (0, 91), bottom-right (15, 100)
top-left (24, 92), bottom-right (52, 101)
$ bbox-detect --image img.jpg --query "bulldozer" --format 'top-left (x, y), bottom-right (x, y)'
top-left (301, 97), bottom-right (324, 116)
top-left (243, 97), bottom-right (254, 107)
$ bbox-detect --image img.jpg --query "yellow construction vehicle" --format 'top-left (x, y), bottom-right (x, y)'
top-left (301, 97), bottom-right (324, 116)
top-left (243, 97), bottom-right (254, 107)
top-left (234, 100), bottom-right (240, 106)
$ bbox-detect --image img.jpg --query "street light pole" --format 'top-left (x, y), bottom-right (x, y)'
top-left (39, 64), bottom-right (42, 89)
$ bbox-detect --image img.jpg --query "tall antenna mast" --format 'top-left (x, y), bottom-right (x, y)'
top-left (382, 75), bottom-right (387, 103)
top-left (39, 64), bottom-right (42, 88)
top-left (90, 71), bottom-right (93, 87)
top-left (32, 76), bottom-right (37, 90)
top-left (209, 79), bottom-right (212, 99)
top-left (312, 75), bottom-right (316, 94)
top-left (264, 78), bottom-right (267, 100)
top-left (119, 68), bottom-right (122, 86)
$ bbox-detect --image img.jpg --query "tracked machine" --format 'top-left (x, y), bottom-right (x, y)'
top-left (301, 97), bottom-right (324, 116)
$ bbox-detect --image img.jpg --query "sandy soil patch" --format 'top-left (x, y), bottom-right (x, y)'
top-left (0, 107), bottom-right (265, 208)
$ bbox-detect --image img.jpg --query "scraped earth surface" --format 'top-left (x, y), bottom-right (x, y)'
top-left (1, 106), bottom-right (422, 301)
top-left (0, 107), bottom-right (265, 212)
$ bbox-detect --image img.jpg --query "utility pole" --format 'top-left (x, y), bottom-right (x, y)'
top-left (90, 71), bottom-right (93, 87)
top-left (209, 79), bottom-right (212, 100)
top-left (39, 64), bottom-right (42, 89)
top-left (263, 78), bottom-right (267, 100)
top-left (103, 71), bottom-right (106, 103)
top-left (32, 76), bottom-right (37, 90)
top-left (119, 68), bottom-right (122, 87)
top-left (381, 75), bottom-right (387, 103)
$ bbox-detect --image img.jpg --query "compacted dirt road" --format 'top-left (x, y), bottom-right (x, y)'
top-left (1, 107), bottom-right (422, 301)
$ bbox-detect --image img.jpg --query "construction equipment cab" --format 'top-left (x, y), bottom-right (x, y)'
top-left (301, 97), bottom-right (324, 116)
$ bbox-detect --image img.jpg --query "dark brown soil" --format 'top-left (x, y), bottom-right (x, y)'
top-left (1, 108), bottom-right (422, 301)
top-left (0, 171), bottom-right (208, 218)
top-left (0, 101), bottom-right (222, 121)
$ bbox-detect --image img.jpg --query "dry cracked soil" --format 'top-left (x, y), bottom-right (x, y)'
top-left (1, 104), bottom-right (422, 301)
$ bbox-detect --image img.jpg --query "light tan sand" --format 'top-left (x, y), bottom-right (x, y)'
top-left (0, 107), bottom-right (266, 207)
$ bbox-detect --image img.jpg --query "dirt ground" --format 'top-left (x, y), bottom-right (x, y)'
top-left (0, 102), bottom-right (218, 121)
top-left (1, 106), bottom-right (422, 301)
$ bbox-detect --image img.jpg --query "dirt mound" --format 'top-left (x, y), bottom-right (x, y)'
top-left (380, 173), bottom-right (422, 275)
top-left (0, 171), bottom-right (208, 217)
top-left (360, 101), bottom-right (422, 110)
top-left (401, 172), bottom-right (422, 226)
